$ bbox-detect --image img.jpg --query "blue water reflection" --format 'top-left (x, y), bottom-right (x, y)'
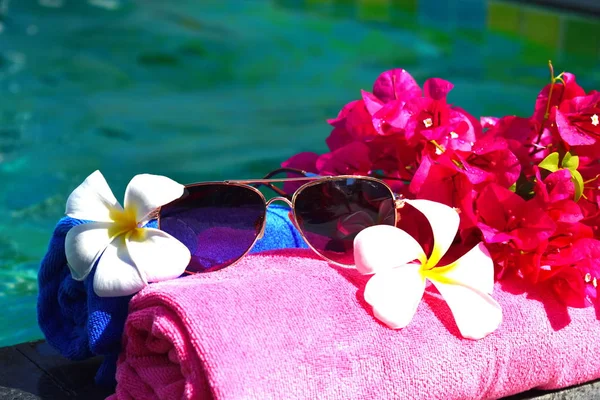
top-left (0, 0), bottom-right (598, 346)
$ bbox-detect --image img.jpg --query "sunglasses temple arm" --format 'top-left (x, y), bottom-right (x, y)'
top-left (268, 168), bottom-right (407, 185)
top-left (368, 172), bottom-right (411, 184)
top-left (261, 167), bottom-right (317, 179)
top-left (266, 167), bottom-right (406, 183)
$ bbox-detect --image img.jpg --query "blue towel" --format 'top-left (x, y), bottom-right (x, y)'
top-left (37, 204), bottom-right (307, 387)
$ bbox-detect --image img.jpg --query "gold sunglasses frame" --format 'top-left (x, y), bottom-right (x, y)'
top-left (157, 174), bottom-right (404, 271)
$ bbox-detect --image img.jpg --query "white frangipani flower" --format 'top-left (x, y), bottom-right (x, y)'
top-left (64, 170), bottom-right (191, 297)
top-left (353, 199), bottom-right (502, 340)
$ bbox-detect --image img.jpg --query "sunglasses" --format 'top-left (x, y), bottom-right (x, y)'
top-left (157, 168), bottom-right (403, 273)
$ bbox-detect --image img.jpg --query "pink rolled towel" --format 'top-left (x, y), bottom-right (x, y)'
top-left (109, 249), bottom-right (600, 400)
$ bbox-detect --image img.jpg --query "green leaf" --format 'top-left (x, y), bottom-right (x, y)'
top-left (509, 182), bottom-right (517, 192)
top-left (571, 169), bottom-right (584, 202)
top-left (562, 151), bottom-right (579, 170)
top-left (539, 152), bottom-right (560, 172)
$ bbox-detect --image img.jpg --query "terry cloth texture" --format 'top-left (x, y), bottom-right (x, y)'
top-left (37, 204), bottom-right (307, 387)
top-left (109, 250), bottom-right (600, 400)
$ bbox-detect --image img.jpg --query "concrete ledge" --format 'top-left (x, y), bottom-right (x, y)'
top-left (0, 341), bottom-right (111, 400)
top-left (0, 340), bottom-right (598, 399)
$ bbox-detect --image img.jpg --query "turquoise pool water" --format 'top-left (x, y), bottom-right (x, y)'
top-left (0, 0), bottom-right (599, 347)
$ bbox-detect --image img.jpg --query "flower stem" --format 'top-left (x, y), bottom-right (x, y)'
top-left (544, 60), bottom-right (556, 120)
top-left (584, 174), bottom-right (600, 185)
top-left (530, 61), bottom-right (560, 157)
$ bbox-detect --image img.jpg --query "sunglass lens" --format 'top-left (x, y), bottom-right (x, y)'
top-left (293, 178), bottom-right (395, 265)
top-left (159, 184), bottom-right (266, 273)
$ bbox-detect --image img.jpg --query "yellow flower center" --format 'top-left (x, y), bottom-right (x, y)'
top-left (592, 114), bottom-right (599, 127)
top-left (420, 260), bottom-right (458, 285)
top-left (108, 207), bottom-right (139, 238)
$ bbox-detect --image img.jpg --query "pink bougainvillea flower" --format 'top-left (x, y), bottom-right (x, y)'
top-left (484, 115), bottom-right (549, 174)
top-left (419, 120), bottom-right (474, 153)
top-left (423, 77), bottom-right (454, 101)
top-left (570, 141), bottom-right (600, 171)
top-left (555, 92), bottom-right (600, 146)
top-left (543, 265), bottom-right (589, 308)
top-left (354, 199), bottom-right (502, 339)
top-left (486, 115), bottom-right (539, 145)
top-left (402, 80), bottom-right (478, 149)
top-left (325, 125), bottom-right (354, 153)
top-left (453, 106), bottom-right (483, 140)
top-left (361, 90), bottom-right (385, 115)
top-left (533, 72), bottom-right (586, 124)
top-left (281, 151), bottom-right (319, 173)
top-left (372, 68), bottom-right (422, 103)
top-left (327, 100), bottom-right (360, 129)
top-left (406, 78), bottom-right (458, 136)
top-left (404, 97), bottom-right (451, 140)
top-left (569, 236), bottom-right (600, 270)
top-left (361, 90), bottom-right (410, 136)
top-left (362, 136), bottom-right (412, 194)
top-left (324, 99), bottom-right (378, 149)
top-left (409, 154), bottom-right (477, 228)
top-left (481, 116), bottom-right (500, 130)
top-left (280, 151), bottom-right (319, 193)
top-left (325, 102), bottom-right (355, 151)
top-left (366, 135), bottom-right (406, 173)
top-left (355, 69), bottom-right (423, 136)
top-left (280, 64), bottom-right (600, 312)
top-left (542, 225), bottom-right (592, 266)
top-left (536, 167), bottom-right (577, 203)
top-left (579, 172), bottom-right (600, 228)
top-left (530, 222), bottom-right (591, 286)
top-left (475, 183), bottom-right (556, 252)
top-left (461, 135), bottom-right (521, 188)
top-left (316, 141), bottom-right (372, 176)
top-left (533, 168), bottom-right (584, 224)
top-left (538, 237), bottom-right (600, 307)
top-left (344, 99), bottom-right (379, 140)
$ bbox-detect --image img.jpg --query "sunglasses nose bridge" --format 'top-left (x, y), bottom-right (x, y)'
top-left (265, 197), bottom-right (293, 208)
top-left (257, 197), bottom-right (294, 240)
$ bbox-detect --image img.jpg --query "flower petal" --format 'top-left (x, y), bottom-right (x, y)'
top-left (423, 78), bottom-right (454, 101)
top-left (65, 221), bottom-right (113, 281)
top-left (372, 68), bottom-right (422, 103)
top-left (65, 170), bottom-right (122, 221)
top-left (354, 225), bottom-right (426, 275)
top-left (361, 90), bottom-right (383, 115)
top-left (124, 174), bottom-right (185, 224)
top-left (428, 242), bottom-right (495, 294)
top-left (126, 228), bottom-right (190, 282)
top-left (429, 279), bottom-right (502, 340)
top-left (364, 264), bottom-right (426, 329)
top-left (405, 199), bottom-right (459, 267)
top-left (93, 235), bottom-right (147, 297)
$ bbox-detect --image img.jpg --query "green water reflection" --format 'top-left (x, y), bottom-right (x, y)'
top-left (0, 0), bottom-right (598, 346)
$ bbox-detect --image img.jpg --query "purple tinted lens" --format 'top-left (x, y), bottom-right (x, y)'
top-left (159, 184), bottom-right (266, 273)
top-left (294, 178), bottom-right (395, 265)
